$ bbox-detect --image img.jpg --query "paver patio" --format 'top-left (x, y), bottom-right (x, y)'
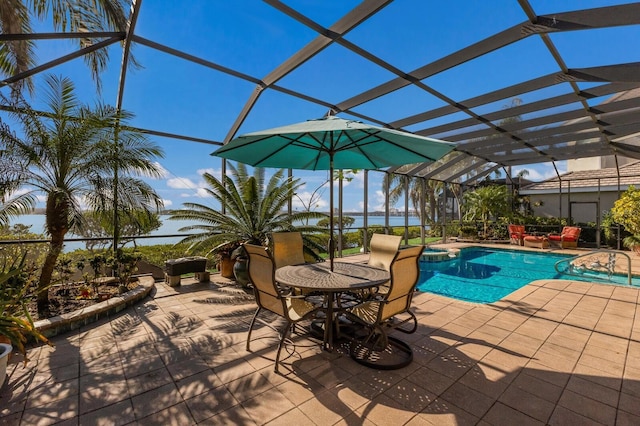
top-left (3, 248), bottom-right (640, 425)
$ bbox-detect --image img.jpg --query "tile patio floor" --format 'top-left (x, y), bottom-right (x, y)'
top-left (3, 247), bottom-right (640, 425)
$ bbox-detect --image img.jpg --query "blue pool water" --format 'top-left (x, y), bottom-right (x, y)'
top-left (417, 247), bottom-right (638, 304)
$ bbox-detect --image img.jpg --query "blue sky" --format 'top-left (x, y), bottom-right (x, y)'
top-left (3, 0), bottom-right (639, 213)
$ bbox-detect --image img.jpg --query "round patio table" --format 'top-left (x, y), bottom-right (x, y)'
top-left (275, 262), bottom-right (389, 351)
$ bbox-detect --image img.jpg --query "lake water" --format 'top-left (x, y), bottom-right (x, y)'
top-left (9, 214), bottom-right (423, 252)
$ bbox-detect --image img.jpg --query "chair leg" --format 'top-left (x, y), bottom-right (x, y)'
top-left (275, 320), bottom-right (293, 373)
top-left (395, 311), bottom-right (418, 334)
top-left (246, 307), bottom-right (261, 351)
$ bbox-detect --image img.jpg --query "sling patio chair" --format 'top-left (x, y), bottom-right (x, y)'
top-left (368, 233), bottom-right (403, 271)
top-left (244, 244), bottom-right (320, 373)
top-left (339, 245), bottom-right (424, 369)
top-left (344, 233), bottom-right (403, 304)
top-left (364, 233), bottom-right (402, 295)
top-left (271, 231), bottom-right (306, 269)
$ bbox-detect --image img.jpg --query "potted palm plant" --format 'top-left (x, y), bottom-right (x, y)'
top-left (170, 162), bottom-right (327, 287)
top-left (0, 253), bottom-right (50, 385)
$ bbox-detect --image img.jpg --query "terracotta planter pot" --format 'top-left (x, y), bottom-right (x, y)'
top-left (219, 256), bottom-right (235, 279)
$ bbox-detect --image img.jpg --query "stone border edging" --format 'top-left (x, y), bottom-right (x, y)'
top-left (34, 276), bottom-right (155, 338)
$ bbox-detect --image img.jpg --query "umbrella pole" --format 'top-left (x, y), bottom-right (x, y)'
top-left (329, 158), bottom-right (335, 272)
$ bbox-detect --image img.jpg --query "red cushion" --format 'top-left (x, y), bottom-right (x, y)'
top-left (563, 227), bottom-right (580, 238)
top-left (548, 235), bottom-right (577, 242)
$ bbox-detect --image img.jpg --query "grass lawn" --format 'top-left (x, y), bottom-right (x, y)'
top-left (330, 236), bottom-right (441, 257)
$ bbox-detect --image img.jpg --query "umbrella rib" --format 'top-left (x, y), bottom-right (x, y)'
top-left (335, 129), bottom-right (442, 166)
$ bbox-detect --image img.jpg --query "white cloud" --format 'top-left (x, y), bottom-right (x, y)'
top-left (167, 177), bottom-right (197, 189)
top-left (195, 188), bottom-right (211, 198)
top-left (349, 171), bottom-right (366, 189)
top-left (291, 191), bottom-right (328, 211)
top-left (162, 199), bottom-right (173, 207)
top-left (373, 190), bottom-right (386, 211)
top-left (197, 168), bottom-right (221, 179)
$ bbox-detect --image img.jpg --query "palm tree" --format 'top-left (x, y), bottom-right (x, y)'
top-left (170, 162), bottom-right (327, 259)
top-left (0, 74), bottom-right (164, 314)
top-left (462, 185), bottom-right (509, 239)
top-left (384, 172), bottom-right (443, 225)
top-left (0, 0), bottom-right (131, 94)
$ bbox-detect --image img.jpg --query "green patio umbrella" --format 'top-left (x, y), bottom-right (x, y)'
top-left (212, 115), bottom-right (456, 270)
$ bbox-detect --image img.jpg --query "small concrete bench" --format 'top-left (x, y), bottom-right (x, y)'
top-left (164, 256), bottom-right (209, 286)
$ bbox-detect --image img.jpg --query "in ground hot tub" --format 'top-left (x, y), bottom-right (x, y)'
top-left (421, 248), bottom-right (459, 262)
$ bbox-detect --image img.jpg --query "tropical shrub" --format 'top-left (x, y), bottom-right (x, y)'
top-left (462, 185), bottom-right (510, 238)
top-left (611, 186), bottom-right (640, 252)
top-left (0, 75), bottom-right (164, 314)
top-left (170, 162), bottom-right (327, 261)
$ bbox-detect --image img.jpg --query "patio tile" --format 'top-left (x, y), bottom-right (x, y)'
top-left (136, 401), bottom-right (195, 425)
top-left (557, 388), bottom-right (617, 425)
top-left (407, 366), bottom-right (455, 397)
top-left (418, 397), bottom-right (480, 426)
top-left (483, 401), bottom-right (546, 425)
top-left (426, 350), bottom-right (478, 381)
top-left (498, 383), bottom-right (556, 422)
top-left (617, 410), bottom-right (640, 426)
top-left (572, 363), bottom-right (622, 391)
top-left (79, 376), bottom-right (129, 414)
top-left (175, 368), bottom-right (223, 400)
top-left (126, 366), bottom-right (174, 396)
top-left (10, 265), bottom-right (640, 425)
top-left (21, 392), bottom-right (79, 426)
top-left (381, 378), bottom-right (435, 412)
top-left (545, 323), bottom-right (591, 350)
top-left (578, 352), bottom-right (625, 378)
top-left (354, 392), bottom-right (416, 425)
top-left (291, 388), bottom-right (346, 424)
top-left (213, 356), bottom-right (258, 384)
top-left (224, 369), bottom-right (275, 403)
top-left (242, 387), bottom-right (296, 425)
top-left (198, 404), bottom-right (255, 425)
top-left (184, 383), bottom-right (239, 423)
top-left (276, 372), bottom-right (325, 406)
top-left (439, 382), bottom-right (495, 418)
top-left (166, 357), bottom-right (209, 381)
top-left (508, 371), bottom-right (564, 404)
top-left (26, 377), bottom-right (79, 409)
top-left (548, 405), bottom-right (607, 426)
top-left (130, 382), bottom-right (182, 419)
top-left (457, 362), bottom-right (515, 399)
top-left (78, 399), bottom-right (135, 426)
top-left (121, 353), bottom-right (165, 379)
top-left (263, 407), bottom-right (311, 425)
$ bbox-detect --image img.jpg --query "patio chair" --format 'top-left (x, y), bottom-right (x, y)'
top-left (548, 226), bottom-right (581, 248)
top-left (271, 232), bottom-right (306, 269)
top-left (508, 224), bottom-right (527, 246)
top-left (368, 233), bottom-right (403, 271)
top-left (341, 245), bottom-right (424, 369)
top-left (351, 233), bottom-right (402, 300)
top-left (244, 244), bottom-right (319, 373)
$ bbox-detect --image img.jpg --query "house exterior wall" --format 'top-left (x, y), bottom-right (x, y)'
top-left (530, 190), bottom-right (622, 223)
top-left (567, 155), bottom-right (636, 172)
top-left (567, 157), bottom-right (602, 172)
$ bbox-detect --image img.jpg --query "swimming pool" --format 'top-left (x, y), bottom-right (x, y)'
top-left (417, 247), bottom-right (638, 304)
